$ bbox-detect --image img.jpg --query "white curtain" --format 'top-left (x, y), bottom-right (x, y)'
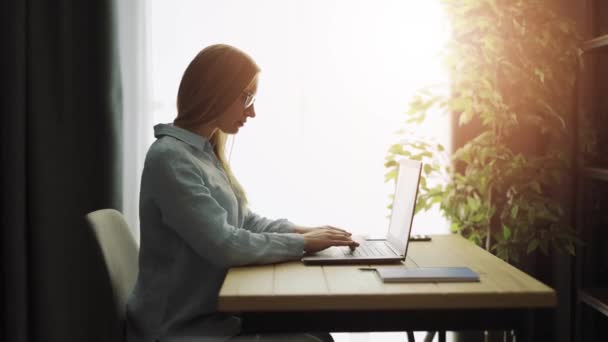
top-left (120, 0), bottom-right (451, 241)
top-left (116, 0), bottom-right (153, 241)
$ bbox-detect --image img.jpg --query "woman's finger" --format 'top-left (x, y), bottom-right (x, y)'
top-left (329, 234), bottom-right (355, 242)
top-left (326, 225), bottom-right (352, 235)
top-left (327, 230), bottom-right (351, 238)
top-left (331, 240), bottom-right (359, 247)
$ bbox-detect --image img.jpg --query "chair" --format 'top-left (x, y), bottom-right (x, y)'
top-left (86, 209), bottom-right (139, 341)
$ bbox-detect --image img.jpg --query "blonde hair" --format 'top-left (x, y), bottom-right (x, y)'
top-left (174, 44), bottom-right (260, 205)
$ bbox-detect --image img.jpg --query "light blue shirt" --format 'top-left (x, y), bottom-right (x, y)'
top-left (126, 124), bottom-right (305, 342)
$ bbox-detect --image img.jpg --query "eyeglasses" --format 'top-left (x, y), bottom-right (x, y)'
top-left (243, 91), bottom-right (256, 109)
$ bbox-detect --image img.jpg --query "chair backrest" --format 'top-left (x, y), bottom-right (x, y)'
top-left (85, 209), bottom-right (139, 332)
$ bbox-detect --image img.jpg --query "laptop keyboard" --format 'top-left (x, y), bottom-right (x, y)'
top-left (342, 241), bottom-right (394, 257)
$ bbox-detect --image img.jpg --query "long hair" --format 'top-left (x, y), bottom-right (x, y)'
top-left (174, 44), bottom-right (260, 205)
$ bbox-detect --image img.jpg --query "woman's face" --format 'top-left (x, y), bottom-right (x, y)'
top-left (216, 77), bottom-right (258, 135)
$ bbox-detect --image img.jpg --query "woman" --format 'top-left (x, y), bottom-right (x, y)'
top-left (126, 44), bottom-right (359, 342)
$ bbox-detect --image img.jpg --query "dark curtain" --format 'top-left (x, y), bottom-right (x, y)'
top-left (1, 1), bottom-right (122, 341)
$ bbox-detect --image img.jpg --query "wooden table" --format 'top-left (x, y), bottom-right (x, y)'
top-left (218, 234), bottom-right (556, 340)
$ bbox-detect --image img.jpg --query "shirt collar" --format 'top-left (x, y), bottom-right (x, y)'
top-left (154, 123), bottom-right (214, 153)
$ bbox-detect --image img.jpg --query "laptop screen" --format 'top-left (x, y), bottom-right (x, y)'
top-left (386, 159), bottom-right (422, 256)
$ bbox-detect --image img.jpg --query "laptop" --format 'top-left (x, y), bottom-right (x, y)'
top-left (302, 159), bottom-right (422, 265)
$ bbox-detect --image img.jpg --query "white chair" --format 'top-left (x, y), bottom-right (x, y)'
top-left (86, 209), bottom-right (138, 342)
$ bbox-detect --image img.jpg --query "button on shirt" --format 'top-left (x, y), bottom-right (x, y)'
top-left (126, 124), bottom-right (305, 342)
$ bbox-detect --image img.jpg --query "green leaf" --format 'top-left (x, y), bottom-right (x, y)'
top-left (502, 225), bottom-right (512, 240)
top-left (406, 115), bottom-right (426, 124)
top-left (528, 209), bottom-right (535, 224)
top-left (471, 212), bottom-right (486, 223)
top-left (424, 164), bottom-right (432, 175)
top-left (511, 250), bottom-right (520, 263)
top-left (450, 97), bottom-right (473, 112)
top-left (538, 99), bottom-right (566, 129)
top-left (496, 248), bottom-right (509, 262)
top-left (384, 169), bottom-right (397, 182)
top-left (531, 181), bottom-right (542, 194)
top-left (565, 241), bottom-right (576, 256)
top-left (459, 111), bottom-right (474, 126)
top-left (437, 144), bottom-right (445, 152)
top-left (527, 239), bottom-right (539, 254)
top-left (458, 204), bottom-right (467, 220)
top-left (467, 196), bottom-right (481, 211)
top-left (388, 144), bottom-right (404, 155)
top-left (384, 160), bottom-right (398, 168)
top-left (511, 205), bottom-right (519, 219)
top-left (534, 68), bottom-right (545, 83)
top-left (420, 176), bottom-right (428, 189)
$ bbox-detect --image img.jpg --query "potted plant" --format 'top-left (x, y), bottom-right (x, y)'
top-left (385, 0), bottom-right (582, 265)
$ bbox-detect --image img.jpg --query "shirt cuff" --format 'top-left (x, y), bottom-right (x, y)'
top-left (283, 233), bottom-right (305, 257)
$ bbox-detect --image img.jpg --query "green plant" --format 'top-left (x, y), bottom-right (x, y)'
top-left (385, 0), bottom-right (582, 262)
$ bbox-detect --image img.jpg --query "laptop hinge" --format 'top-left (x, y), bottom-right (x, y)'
top-left (384, 240), bottom-right (404, 258)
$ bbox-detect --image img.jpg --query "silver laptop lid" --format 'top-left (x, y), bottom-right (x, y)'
top-left (385, 159), bottom-right (422, 256)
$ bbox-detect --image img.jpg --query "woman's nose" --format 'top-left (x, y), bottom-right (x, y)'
top-left (246, 104), bottom-right (256, 118)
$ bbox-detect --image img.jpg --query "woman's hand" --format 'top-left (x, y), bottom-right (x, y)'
top-left (299, 226), bottom-right (359, 254)
top-left (293, 225), bottom-right (351, 235)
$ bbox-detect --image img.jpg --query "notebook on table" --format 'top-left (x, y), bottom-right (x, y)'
top-left (301, 159), bottom-right (422, 265)
top-left (374, 266), bottom-right (480, 283)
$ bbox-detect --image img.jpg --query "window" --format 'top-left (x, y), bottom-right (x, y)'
top-left (143, 0), bottom-right (451, 237)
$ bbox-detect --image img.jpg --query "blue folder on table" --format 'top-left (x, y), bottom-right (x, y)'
top-left (375, 266), bottom-right (480, 283)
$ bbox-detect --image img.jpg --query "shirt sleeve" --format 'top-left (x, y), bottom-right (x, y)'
top-left (148, 148), bottom-right (305, 268)
top-left (242, 208), bottom-right (297, 234)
